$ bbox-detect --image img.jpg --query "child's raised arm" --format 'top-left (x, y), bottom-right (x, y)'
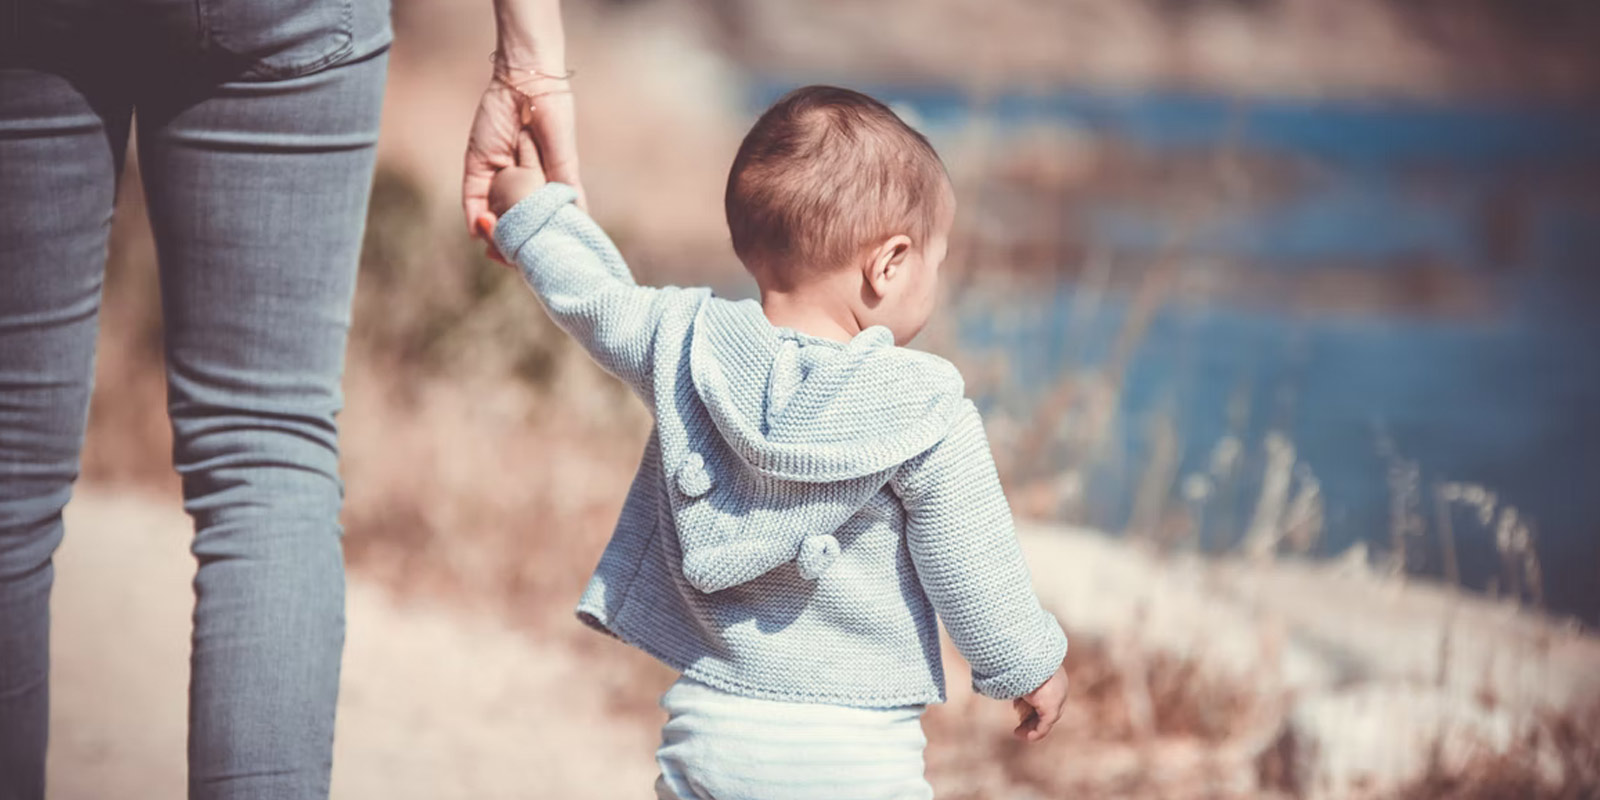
top-left (490, 178), bottom-right (684, 403)
top-left (890, 401), bottom-right (1070, 739)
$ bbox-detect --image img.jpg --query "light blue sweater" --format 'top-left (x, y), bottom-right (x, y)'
top-left (495, 183), bottom-right (1068, 707)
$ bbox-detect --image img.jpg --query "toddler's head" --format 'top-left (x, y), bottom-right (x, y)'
top-left (726, 86), bottom-right (954, 344)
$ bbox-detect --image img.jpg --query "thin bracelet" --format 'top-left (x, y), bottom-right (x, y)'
top-left (489, 50), bottom-right (575, 82)
top-left (493, 74), bottom-right (574, 98)
top-left (492, 76), bottom-right (573, 123)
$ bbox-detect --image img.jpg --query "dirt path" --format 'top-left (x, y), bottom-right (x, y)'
top-left (47, 489), bottom-right (659, 799)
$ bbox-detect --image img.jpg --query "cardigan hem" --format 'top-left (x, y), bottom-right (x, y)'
top-left (576, 602), bottom-right (947, 709)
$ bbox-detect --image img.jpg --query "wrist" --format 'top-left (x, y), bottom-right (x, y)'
top-left (489, 49), bottom-right (572, 95)
top-left (493, 0), bottom-right (566, 71)
top-left (492, 42), bottom-right (565, 75)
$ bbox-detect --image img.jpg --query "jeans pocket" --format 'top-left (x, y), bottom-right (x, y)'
top-left (198, 0), bottom-right (354, 79)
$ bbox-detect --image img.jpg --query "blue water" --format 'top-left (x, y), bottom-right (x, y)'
top-left (746, 82), bottom-right (1600, 621)
top-left (960, 287), bottom-right (1600, 619)
top-left (753, 81), bottom-right (1600, 164)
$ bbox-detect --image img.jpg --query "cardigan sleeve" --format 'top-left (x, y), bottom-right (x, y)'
top-left (493, 182), bottom-right (673, 401)
top-left (890, 400), bottom-right (1068, 700)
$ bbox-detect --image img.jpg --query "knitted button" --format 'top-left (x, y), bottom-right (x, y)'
top-left (676, 452), bottom-right (712, 498)
top-left (796, 534), bottom-right (840, 580)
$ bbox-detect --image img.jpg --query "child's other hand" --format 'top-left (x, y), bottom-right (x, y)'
top-left (1012, 664), bottom-right (1069, 741)
top-left (488, 129), bottom-right (547, 218)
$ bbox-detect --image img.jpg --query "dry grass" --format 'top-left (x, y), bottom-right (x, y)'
top-left (1057, 637), bottom-right (1259, 744)
top-left (1390, 701), bottom-right (1600, 800)
top-left (924, 632), bottom-right (1272, 799)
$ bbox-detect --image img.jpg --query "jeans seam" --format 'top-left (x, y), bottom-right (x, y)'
top-left (247, 0), bottom-right (354, 81)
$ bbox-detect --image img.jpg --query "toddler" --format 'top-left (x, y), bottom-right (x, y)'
top-left (482, 85), bottom-right (1069, 800)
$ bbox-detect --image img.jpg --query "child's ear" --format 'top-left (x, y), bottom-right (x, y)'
top-left (865, 234), bottom-right (914, 298)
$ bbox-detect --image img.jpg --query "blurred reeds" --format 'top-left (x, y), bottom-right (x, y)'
top-left (1394, 699), bottom-right (1600, 800)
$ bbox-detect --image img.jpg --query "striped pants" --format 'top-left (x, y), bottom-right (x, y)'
top-left (654, 677), bottom-right (934, 800)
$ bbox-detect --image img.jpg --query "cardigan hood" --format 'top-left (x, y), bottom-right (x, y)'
top-left (660, 297), bottom-right (965, 593)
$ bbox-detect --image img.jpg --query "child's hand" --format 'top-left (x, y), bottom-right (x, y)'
top-left (473, 129), bottom-right (548, 258)
top-left (488, 129), bottom-right (547, 217)
top-left (1012, 664), bottom-right (1069, 741)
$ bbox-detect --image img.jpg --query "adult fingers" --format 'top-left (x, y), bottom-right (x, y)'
top-left (516, 129), bottom-right (540, 170)
top-left (462, 86), bottom-right (523, 233)
top-left (515, 129), bottom-right (548, 188)
top-left (464, 140), bottom-right (516, 234)
top-left (531, 99), bottom-right (585, 210)
top-left (473, 213), bottom-right (508, 264)
top-left (463, 150), bottom-right (493, 235)
top-left (483, 241), bottom-right (508, 265)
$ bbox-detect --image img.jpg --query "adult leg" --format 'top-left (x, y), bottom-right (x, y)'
top-left (0, 62), bottom-right (131, 800)
top-left (133, 45), bottom-right (387, 800)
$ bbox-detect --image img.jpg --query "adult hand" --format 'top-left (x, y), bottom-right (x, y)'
top-left (463, 79), bottom-right (585, 255)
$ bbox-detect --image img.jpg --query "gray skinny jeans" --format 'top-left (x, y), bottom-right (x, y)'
top-left (0, 1), bottom-right (390, 797)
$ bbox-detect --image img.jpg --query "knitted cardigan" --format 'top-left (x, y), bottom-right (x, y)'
top-left (495, 183), bottom-right (1067, 707)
